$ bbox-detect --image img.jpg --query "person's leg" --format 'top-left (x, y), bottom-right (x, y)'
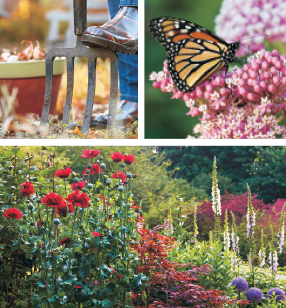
top-left (85, 0), bottom-right (138, 127)
top-left (82, 0), bottom-right (138, 55)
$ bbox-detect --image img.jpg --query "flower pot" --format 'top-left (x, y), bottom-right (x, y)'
top-left (0, 58), bottom-right (65, 116)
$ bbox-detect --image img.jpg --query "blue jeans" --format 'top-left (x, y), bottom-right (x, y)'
top-left (107, 0), bottom-right (138, 103)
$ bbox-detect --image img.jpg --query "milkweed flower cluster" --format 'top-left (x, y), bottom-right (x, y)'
top-left (269, 250), bottom-right (279, 272)
top-left (150, 49), bottom-right (286, 139)
top-left (215, 0), bottom-right (286, 57)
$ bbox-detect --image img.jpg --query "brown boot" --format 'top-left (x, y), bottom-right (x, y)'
top-left (82, 6), bottom-right (138, 55)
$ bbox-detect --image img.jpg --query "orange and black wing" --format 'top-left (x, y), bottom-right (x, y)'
top-left (149, 17), bottom-right (229, 92)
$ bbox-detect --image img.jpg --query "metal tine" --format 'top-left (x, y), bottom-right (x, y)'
top-left (107, 54), bottom-right (119, 130)
top-left (82, 56), bottom-right (96, 134)
top-left (41, 53), bottom-right (54, 124)
top-left (62, 57), bottom-right (75, 125)
top-left (41, 0), bottom-right (119, 133)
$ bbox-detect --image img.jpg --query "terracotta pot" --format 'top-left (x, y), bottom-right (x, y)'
top-left (0, 58), bottom-right (65, 116)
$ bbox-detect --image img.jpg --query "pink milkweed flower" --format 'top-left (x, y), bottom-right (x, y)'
top-left (151, 49), bottom-right (286, 139)
top-left (215, 0), bottom-right (286, 57)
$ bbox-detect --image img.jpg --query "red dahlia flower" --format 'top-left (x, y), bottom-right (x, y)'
top-left (92, 231), bottom-right (100, 237)
top-left (124, 154), bottom-right (135, 165)
top-left (111, 152), bottom-right (124, 162)
top-left (20, 182), bottom-right (34, 197)
top-left (66, 190), bottom-right (90, 208)
top-left (81, 149), bottom-right (100, 158)
top-left (55, 167), bottom-right (72, 178)
top-left (59, 237), bottom-right (70, 246)
top-left (4, 208), bottom-right (22, 220)
top-left (82, 163), bottom-right (102, 177)
top-left (41, 192), bottom-right (66, 208)
top-left (71, 181), bottom-right (85, 191)
top-left (57, 203), bottom-right (74, 217)
top-left (112, 171), bottom-right (127, 182)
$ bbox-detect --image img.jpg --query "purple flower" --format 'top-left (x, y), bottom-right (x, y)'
top-left (215, 0), bottom-right (286, 57)
top-left (267, 288), bottom-right (286, 302)
top-left (231, 277), bottom-right (248, 292)
top-left (246, 287), bottom-right (263, 303)
top-left (151, 49), bottom-right (286, 139)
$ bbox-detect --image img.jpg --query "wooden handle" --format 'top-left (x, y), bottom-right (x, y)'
top-left (73, 0), bottom-right (87, 36)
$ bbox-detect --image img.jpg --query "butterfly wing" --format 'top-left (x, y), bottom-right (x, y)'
top-left (149, 17), bottom-right (230, 92)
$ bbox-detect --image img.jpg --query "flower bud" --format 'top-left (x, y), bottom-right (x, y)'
top-left (73, 178), bottom-right (79, 183)
top-left (87, 164), bottom-right (92, 169)
top-left (118, 186), bottom-right (124, 192)
top-left (105, 179), bottom-right (112, 186)
top-left (79, 178), bottom-right (83, 182)
top-left (72, 172), bottom-right (76, 177)
top-left (53, 219), bottom-right (60, 225)
top-left (100, 163), bottom-right (106, 169)
top-left (126, 173), bottom-right (132, 179)
top-left (27, 203), bottom-right (33, 210)
top-left (99, 156), bottom-right (104, 160)
top-left (30, 222), bottom-right (35, 226)
top-left (120, 163), bottom-right (126, 168)
top-left (87, 183), bottom-right (93, 190)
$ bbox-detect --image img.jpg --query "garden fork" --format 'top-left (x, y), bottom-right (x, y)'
top-left (40, 0), bottom-right (118, 134)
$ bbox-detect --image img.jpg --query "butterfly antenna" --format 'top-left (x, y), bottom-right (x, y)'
top-left (240, 43), bottom-right (252, 52)
top-left (240, 34), bottom-right (268, 41)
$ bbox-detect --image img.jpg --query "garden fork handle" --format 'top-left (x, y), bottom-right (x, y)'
top-left (73, 0), bottom-right (87, 36)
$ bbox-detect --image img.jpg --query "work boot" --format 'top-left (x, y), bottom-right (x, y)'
top-left (82, 6), bottom-right (138, 55)
top-left (90, 100), bottom-right (138, 128)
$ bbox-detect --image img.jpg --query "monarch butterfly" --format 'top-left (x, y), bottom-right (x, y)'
top-left (149, 17), bottom-right (240, 93)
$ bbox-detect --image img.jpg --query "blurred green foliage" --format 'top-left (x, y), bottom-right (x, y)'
top-left (145, 0), bottom-right (223, 139)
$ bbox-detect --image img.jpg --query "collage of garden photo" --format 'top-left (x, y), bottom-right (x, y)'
top-left (2, 146), bottom-right (286, 308)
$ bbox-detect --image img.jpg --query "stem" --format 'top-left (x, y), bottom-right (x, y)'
top-left (70, 207), bottom-right (78, 248)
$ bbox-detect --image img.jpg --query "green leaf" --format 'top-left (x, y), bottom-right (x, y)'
top-left (37, 280), bottom-right (47, 288)
top-left (0, 244), bottom-right (6, 249)
top-left (61, 274), bottom-right (77, 285)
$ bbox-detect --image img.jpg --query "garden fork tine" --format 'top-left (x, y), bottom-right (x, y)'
top-left (40, 0), bottom-right (119, 134)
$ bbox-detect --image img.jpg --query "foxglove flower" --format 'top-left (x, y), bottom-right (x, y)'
top-left (212, 157), bottom-right (221, 216)
top-left (278, 203), bottom-right (286, 254)
top-left (223, 210), bottom-right (230, 250)
top-left (215, 0), bottom-right (286, 57)
top-left (151, 49), bottom-right (286, 139)
top-left (246, 184), bottom-right (255, 238)
top-left (258, 249), bottom-right (266, 267)
top-left (269, 250), bottom-right (279, 272)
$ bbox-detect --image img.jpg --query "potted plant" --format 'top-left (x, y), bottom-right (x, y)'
top-left (0, 41), bottom-right (65, 116)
